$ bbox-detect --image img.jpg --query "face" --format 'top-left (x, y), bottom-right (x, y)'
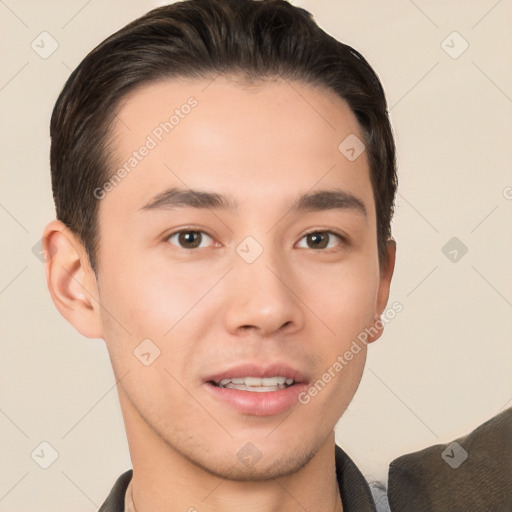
top-left (89, 76), bottom-right (393, 480)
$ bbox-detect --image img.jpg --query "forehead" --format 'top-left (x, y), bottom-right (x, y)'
top-left (112, 75), bottom-right (364, 154)
top-left (104, 75), bottom-right (374, 221)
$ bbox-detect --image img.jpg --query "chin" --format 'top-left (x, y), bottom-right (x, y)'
top-left (203, 449), bottom-right (317, 482)
top-left (177, 435), bottom-right (321, 482)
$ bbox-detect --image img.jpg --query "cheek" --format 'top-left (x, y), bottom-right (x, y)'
top-left (97, 262), bottom-right (208, 379)
top-left (99, 260), bottom-right (196, 331)
top-left (304, 258), bottom-right (380, 336)
top-left (297, 259), bottom-right (378, 409)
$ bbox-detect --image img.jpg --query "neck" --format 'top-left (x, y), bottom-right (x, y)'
top-left (119, 390), bottom-right (343, 512)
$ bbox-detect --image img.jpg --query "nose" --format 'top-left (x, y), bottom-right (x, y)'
top-left (223, 244), bottom-right (305, 338)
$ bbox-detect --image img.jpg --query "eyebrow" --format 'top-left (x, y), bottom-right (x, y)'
top-left (140, 186), bottom-right (367, 217)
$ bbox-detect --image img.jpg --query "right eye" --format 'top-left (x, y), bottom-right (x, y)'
top-left (166, 230), bottom-right (216, 250)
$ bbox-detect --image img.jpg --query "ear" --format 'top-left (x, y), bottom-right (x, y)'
top-left (42, 220), bottom-right (104, 339)
top-left (367, 238), bottom-right (397, 343)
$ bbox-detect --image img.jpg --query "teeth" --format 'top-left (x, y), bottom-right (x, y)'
top-left (216, 376), bottom-right (295, 390)
top-left (224, 383), bottom-right (286, 392)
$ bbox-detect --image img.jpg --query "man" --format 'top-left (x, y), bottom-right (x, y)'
top-left (42, 0), bottom-right (397, 510)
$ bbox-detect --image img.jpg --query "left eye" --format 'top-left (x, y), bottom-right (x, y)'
top-left (296, 231), bottom-right (343, 250)
top-left (166, 230), bottom-right (214, 249)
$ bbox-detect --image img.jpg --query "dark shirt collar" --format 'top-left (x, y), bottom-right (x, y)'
top-left (99, 444), bottom-right (376, 512)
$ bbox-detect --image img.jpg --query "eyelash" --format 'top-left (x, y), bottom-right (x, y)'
top-left (165, 228), bottom-right (346, 251)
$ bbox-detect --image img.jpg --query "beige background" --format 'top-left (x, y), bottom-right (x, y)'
top-left (1, 0), bottom-right (511, 510)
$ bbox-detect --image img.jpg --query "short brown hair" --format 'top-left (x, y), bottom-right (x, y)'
top-left (50, 0), bottom-right (397, 273)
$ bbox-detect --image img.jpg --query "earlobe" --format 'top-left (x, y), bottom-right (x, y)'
top-left (368, 238), bottom-right (397, 343)
top-left (42, 220), bottom-right (104, 339)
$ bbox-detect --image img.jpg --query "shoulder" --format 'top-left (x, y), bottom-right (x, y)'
top-left (387, 408), bottom-right (512, 512)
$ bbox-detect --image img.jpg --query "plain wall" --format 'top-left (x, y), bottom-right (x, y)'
top-left (1, 0), bottom-right (511, 509)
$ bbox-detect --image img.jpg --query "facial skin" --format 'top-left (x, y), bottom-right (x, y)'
top-left (44, 76), bottom-right (395, 512)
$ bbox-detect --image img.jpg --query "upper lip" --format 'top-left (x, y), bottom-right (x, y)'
top-left (205, 362), bottom-right (308, 385)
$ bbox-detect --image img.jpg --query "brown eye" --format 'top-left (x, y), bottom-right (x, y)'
top-left (167, 230), bottom-right (213, 249)
top-left (297, 231), bottom-right (343, 250)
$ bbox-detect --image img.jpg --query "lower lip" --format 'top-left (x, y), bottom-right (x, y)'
top-left (203, 382), bottom-right (308, 416)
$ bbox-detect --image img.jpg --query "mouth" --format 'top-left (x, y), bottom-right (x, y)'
top-left (203, 364), bottom-right (308, 416)
top-left (212, 376), bottom-right (295, 392)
